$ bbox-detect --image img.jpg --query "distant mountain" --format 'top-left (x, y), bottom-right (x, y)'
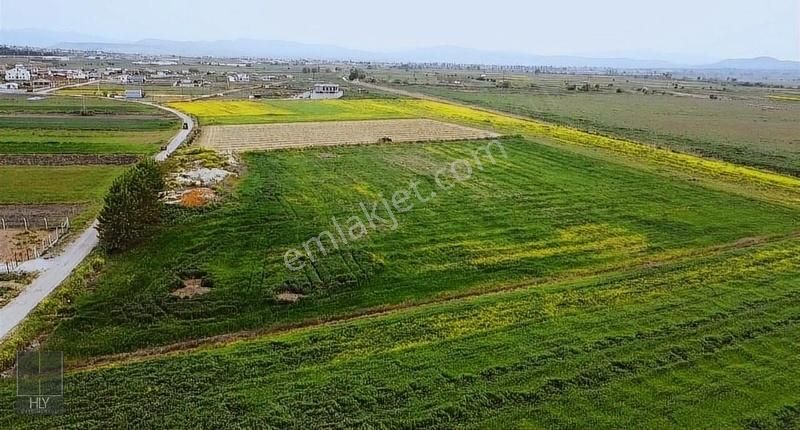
top-left (3, 29), bottom-right (798, 70)
top-left (52, 39), bottom-right (678, 68)
top-left (0, 28), bottom-right (121, 48)
top-left (391, 45), bottom-right (676, 68)
top-left (702, 57), bottom-right (800, 70)
top-left (55, 38), bottom-right (377, 61)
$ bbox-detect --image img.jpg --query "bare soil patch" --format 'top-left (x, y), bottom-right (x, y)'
top-left (179, 188), bottom-right (217, 208)
top-left (171, 279), bottom-right (211, 299)
top-left (276, 292), bottom-right (307, 303)
top-left (0, 229), bottom-right (50, 261)
top-left (0, 204), bottom-right (85, 229)
top-left (197, 119), bottom-right (501, 152)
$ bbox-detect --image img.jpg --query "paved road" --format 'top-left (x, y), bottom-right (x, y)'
top-left (0, 222), bottom-right (99, 337)
top-left (146, 102), bottom-right (194, 161)
top-left (0, 99), bottom-right (195, 342)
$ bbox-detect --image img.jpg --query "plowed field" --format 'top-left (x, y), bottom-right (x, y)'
top-left (196, 119), bottom-right (500, 152)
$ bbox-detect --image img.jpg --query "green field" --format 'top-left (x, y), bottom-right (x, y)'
top-left (1, 186), bottom-right (799, 428)
top-left (21, 137), bottom-right (797, 361)
top-left (0, 95), bottom-right (177, 156)
top-left (0, 95), bottom-right (177, 227)
top-left (0, 94), bottom-right (161, 115)
top-left (2, 89), bottom-right (800, 428)
top-left (0, 116), bottom-right (177, 131)
top-left (0, 165), bottom-right (128, 204)
top-left (385, 82), bottom-right (800, 176)
top-left (168, 99), bottom-right (422, 125)
top-left (0, 129), bottom-right (174, 155)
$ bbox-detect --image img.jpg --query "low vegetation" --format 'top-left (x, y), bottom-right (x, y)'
top-left (385, 82), bottom-right (800, 176)
top-left (2, 88), bottom-right (799, 428)
top-left (1, 236), bottom-right (799, 428)
top-left (26, 137), bottom-right (800, 361)
top-left (0, 165), bottom-right (128, 205)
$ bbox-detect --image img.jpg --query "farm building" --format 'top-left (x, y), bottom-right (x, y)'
top-left (228, 73), bottom-right (250, 83)
top-left (0, 82), bottom-right (19, 90)
top-left (31, 79), bottom-right (52, 88)
top-left (294, 83), bottom-right (344, 100)
top-left (125, 89), bottom-right (144, 99)
top-left (120, 74), bottom-right (146, 85)
top-left (4, 64), bottom-right (31, 81)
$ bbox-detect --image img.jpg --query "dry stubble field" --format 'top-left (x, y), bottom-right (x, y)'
top-left (196, 118), bottom-right (501, 152)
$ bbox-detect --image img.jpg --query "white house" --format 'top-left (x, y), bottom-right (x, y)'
top-left (227, 73), bottom-right (249, 83)
top-left (4, 65), bottom-right (31, 81)
top-left (119, 74), bottom-right (146, 85)
top-left (124, 89), bottom-right (144, 99)
top-left (294, 83), bottom-right (344, 100)
top-left (0, 82), bottom-right (19, 90)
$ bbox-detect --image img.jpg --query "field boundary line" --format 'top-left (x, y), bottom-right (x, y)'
top-left (67, 229), bottom-right (800, 373)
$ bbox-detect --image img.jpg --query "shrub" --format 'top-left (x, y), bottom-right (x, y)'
top-left (348, 68), bottom-right (367, 81)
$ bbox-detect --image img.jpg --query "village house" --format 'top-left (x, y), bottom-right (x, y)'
top-left (4, 64), bottom-right (31, 81)
top-left (120, 74), bottom-right (146, 85)
top-left (124, 89), bottom-right (144, 99)
top-left (227, 73), bottom-right (250, 83)
top-left (294, 83), bottom-right (344, 100)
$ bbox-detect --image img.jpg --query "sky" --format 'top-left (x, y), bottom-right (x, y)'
top-left (1, 0), bottom-right (798, 61)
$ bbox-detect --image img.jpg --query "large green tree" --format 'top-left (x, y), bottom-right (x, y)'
top-left (98, 159), bottom-right (165, 253)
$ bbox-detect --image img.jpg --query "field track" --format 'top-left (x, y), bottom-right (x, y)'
top-left (197, 118), bottom-right (500, 152)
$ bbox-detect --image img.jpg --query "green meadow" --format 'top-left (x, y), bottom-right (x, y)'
top-left (1, 234), bottom-right (798, 428)
top-left (31, 137), bottom-right (800, 361)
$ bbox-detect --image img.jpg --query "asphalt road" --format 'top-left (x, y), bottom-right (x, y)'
top-left (0, 98), bottom-right (195, 342)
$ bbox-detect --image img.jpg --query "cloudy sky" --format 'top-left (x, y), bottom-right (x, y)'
top-left (1, 0), bottom-right (798, 61)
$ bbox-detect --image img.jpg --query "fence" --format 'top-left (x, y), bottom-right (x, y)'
top-left (1, 217), bottom-right (71, 274)
top-left (1, 216), bottom-right (67, 231)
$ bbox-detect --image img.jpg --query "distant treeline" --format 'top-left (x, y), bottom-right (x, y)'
top-left (0, 45), bottom-right (57, 57)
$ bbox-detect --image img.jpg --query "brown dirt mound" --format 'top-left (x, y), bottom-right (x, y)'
top-left (179, 188), bottom-right (216, 208)
top-left (171, 279), bottom-right (211, 299)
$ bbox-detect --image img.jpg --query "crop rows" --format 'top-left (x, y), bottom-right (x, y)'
top-left (2, 236), bottom-right (799, 428)
top-left (197, 119), bottom-right (500, 152)
top-left (32, 137), bottom-right (800, 361)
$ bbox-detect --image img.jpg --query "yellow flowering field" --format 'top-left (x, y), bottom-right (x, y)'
top-left (168, 98), bottom-right (800, 206)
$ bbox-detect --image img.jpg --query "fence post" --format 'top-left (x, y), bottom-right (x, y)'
top-left (23, 217), bottom-right (28, 231)
top-left (1, 217), bottom-right (4, 230)
top-left (44, 217), bottom-right (48, 230)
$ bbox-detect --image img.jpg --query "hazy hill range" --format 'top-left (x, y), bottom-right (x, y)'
top-left (2, 29), bottom-right (799, 70)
